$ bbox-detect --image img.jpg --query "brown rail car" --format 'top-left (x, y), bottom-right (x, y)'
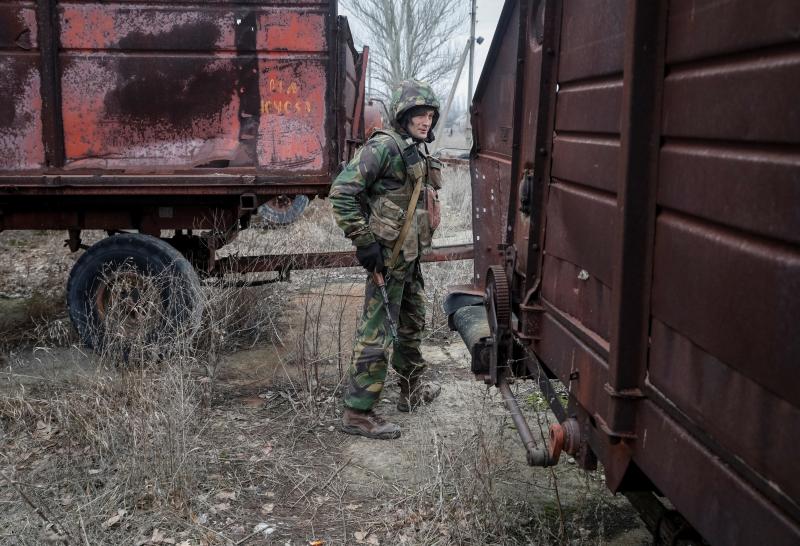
top-left (447, 1), bottom-right (800, 544)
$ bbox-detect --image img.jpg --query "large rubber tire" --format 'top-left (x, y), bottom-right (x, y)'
top-left (67, 233), bottom-right (202, 350)
top-left (257, 194), bottom-right (309, 227)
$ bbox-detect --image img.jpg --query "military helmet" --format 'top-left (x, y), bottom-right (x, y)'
top-left (389, 80), bottom-right (440, 139)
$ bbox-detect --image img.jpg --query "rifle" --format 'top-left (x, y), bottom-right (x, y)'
top-left (372, 271), bottom-right (399, 343)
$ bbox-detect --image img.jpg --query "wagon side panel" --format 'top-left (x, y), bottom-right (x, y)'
top-left (0, 1), bottom-right (44, 170)
top-left (646, 0), bottom-right (800, 526)
top-left (57, 1), bottom-right (331, 174)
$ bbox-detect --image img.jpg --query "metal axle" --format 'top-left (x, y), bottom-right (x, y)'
top-left (497, 377), bottom-right (551, 467)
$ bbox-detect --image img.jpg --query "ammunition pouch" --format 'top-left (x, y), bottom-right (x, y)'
top-left (368, 129), bottom-right (442, 263)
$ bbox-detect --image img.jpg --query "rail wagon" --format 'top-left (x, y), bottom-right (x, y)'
top-left (0, 0), bottom-right (419, 344)
top-left (1, 0), bottom-right (370, 227)
top-left (447, 1), bottom-right (799, 544)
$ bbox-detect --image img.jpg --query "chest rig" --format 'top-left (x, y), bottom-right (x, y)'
top-left (367, 129), bottom-right (443, 263)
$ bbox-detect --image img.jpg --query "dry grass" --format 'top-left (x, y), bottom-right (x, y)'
top-left (0, 256), bottom-right (291, 544)
top-left (0, 166), bottom-right (647, 545)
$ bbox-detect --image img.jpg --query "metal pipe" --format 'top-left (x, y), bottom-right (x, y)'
top-left (497, 377), bottom-right (551, 466)
top-left (467, 0), bottom-right (477, 102)
top-left (215, 243), bottom-right (474, 274)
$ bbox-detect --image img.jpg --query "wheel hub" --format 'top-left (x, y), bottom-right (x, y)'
top-left (95, 269), bottom-right (161, 336)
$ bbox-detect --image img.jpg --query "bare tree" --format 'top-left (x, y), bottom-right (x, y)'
top-left (342, 0), bottom-right (468, 99)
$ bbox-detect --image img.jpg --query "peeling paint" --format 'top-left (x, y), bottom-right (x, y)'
top-left (0, 58), bottom-right (43, 170)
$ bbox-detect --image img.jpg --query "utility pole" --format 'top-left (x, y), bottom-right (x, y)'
top-left (433, 39), bottom-right (471, 152)
top-left (467, 0), bottom-right (477, 101)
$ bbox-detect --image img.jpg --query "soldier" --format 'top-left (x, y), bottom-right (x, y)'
top-left (330, 80), bottom-right (444, 439)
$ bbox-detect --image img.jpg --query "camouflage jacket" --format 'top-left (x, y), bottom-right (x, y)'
top-left (329, 130), bottom-right (423, 249)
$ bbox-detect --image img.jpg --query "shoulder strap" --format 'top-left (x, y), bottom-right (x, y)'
top-left (371, 128), bottom-right (413, 154)
top-left (389, 176), bottom-right (424, 268)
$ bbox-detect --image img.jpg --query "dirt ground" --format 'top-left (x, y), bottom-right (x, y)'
top-left (0, 224), bottom-right (651, 545)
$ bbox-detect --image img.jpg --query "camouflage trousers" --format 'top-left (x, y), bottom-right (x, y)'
top-left (344, 254), bottom-right (426, 411)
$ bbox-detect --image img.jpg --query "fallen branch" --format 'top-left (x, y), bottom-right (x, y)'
top-left (291, 456), bottom-right (353, 508)
top-left (0, 470), bottom-right (72, 543)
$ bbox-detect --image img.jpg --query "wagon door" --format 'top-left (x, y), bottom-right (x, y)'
top-left (470, 0), bottom-right (557, 292)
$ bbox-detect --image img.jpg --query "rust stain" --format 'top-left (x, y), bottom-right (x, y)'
top-left (59, 6), bottom-right (327, 53)
top-left (257, 61), bottom-right (326, 169)
top-left (56, 6), bottom-right (331, 171)
top-left (59, 6), bottom-right (115, 50)
top-left (0, 6), bottom-right (37, 49)
top-left (0, 58), bottom-right (44, 170)
top-left (257, 11), bottom-right (326, 51)
top-left (106, 22), bottom-right (234, 129)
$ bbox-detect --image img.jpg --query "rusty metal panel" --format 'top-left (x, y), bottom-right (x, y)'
top-left (256, 60), bottom-right (327, 170)
top-left (0, 3), bottom-right (37, 49)
top-left (60, 54), bottom-right (243, 169)
top-left (651, 212), bottom-right (800, 408)
top-left (340, 18), bottom-right (358, 162)
top-left (543, 183), bottom-right (616, 287)
top-left (59, 5), bottom-right (327, 52)
top-left (634, 401), bottom-right (800, 546)
top-left (658, 142), bottom-right (800, 244)
top-left (509, 0), bottom-right (546, 279)
top-left (470, 0), bottom-right (520, 286)
top-left (557, 0), bottom-right (624, 83)
top-left (551, 134), bottom-right (619, 194)
top-left (667, 0), bottom-right (800, 64)
top-left (534, 312), bottom-right (608, 419)
top-left (662, 50), bottom-right (800, 143)
top-left (542, 0), bottom-right (625, 342)
top-left (472, 1), bottom-right (519, 159)
top-left (0, 2), bottom-right (43, 171)
top-left (553, 78), bottom-right (622, 134)
top-left (0, 53), bottom-right (44, 170)
top-left (649, 319), bottom-right (800, 511)
top-left (57, 3), bottom-right (331, 172)
top-left (470, 159), bottom-right (511, 287)
top-left (647, 2), bottom-right (800, 539)
top-left (540, 253), bottom-right (612, 341)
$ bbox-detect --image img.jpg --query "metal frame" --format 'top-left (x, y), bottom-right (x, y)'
top-left (35, 0), bottom-right (64, 168)
top-left (602, 0), bottom-right (668, 448)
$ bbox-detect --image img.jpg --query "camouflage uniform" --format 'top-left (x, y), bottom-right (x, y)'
top-left (330, 81), bottom-right (442, 411)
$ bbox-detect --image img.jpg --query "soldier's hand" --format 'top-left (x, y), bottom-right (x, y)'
top-left (355, 242), bottom-right (385, 274)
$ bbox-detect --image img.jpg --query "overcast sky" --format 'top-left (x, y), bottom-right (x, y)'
top-left (339, 0), bottom-right (503, 105)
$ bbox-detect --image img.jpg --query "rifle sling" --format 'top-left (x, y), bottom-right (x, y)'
top-left (389, 175), bottom-right (424, 268)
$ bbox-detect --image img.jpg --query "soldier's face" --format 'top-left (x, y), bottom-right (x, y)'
top-left (406, 108), bottom-right (436, 140)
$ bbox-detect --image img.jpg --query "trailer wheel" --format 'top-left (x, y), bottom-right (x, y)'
top-left (67, 233), bottom-right (202, 351)
top-left (258, 195), bottom-right (309, 227)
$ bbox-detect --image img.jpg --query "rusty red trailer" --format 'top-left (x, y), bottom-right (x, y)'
top-left (0, 0), bottom-right (366, 235)
top-left (448, 0), bottom-right (800, 544)
top-left (0, 1), bottom-right (377, 345)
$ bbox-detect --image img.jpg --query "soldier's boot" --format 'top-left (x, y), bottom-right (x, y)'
top-left (340, 407), bottom-right (401, 440)
top-left (397, 375), bottom-right (441, 413)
